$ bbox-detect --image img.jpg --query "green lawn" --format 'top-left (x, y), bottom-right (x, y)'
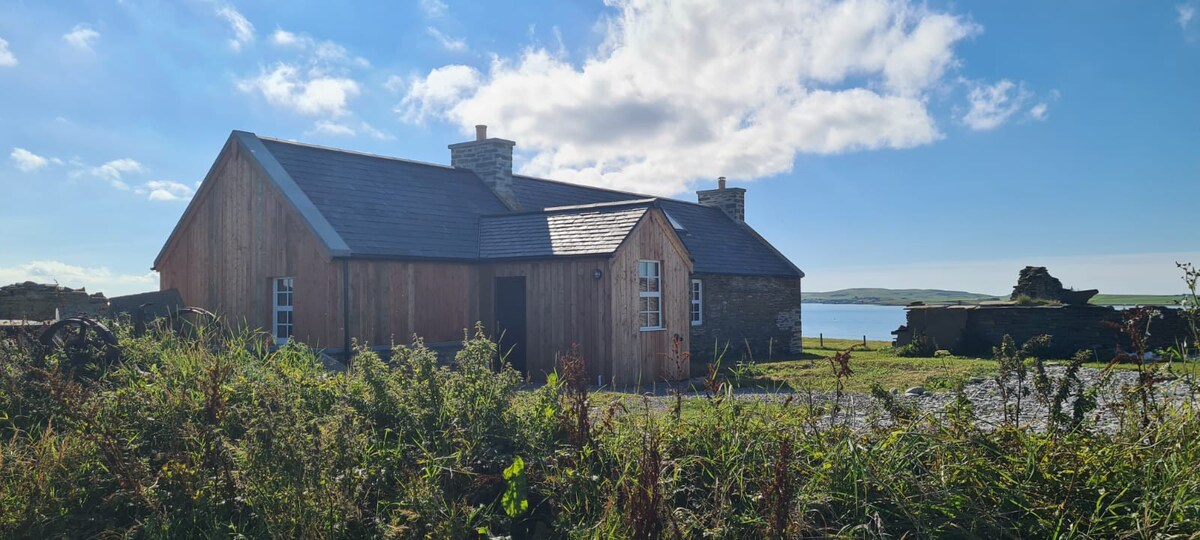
top-left (739, 337), bottom-right (997, 393)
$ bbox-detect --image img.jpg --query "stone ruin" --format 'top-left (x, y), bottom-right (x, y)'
top-left (1010, 266), bottom-right (1098, 305)
top-left (894, 266), bottom-right (1190, 358)
top-left (0, 281), bottom-right (108, 320)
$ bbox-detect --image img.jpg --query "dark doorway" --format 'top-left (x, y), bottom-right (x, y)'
top-left (494, 276), bottom-right (527, 373)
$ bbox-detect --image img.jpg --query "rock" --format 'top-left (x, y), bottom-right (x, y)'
top-left (905, 386), bottom-right (925, 396)
top-left (968, 377), bottom-right (986, 385)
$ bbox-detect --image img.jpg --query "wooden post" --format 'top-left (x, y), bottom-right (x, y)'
top-left (863, 335), bottom-right (867, 347)
top-left (819, 333), bottom-right (823, 348)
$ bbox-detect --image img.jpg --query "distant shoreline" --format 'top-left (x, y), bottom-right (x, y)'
top-left (804, 289), bottom-right (1184, 307)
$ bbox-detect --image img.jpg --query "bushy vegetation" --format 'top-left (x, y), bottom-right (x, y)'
top-left (3, 317), bottom-right (1200, 539)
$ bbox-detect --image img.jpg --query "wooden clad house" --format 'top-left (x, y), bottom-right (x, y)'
top-left (154, 127), bottom-right (802, 384)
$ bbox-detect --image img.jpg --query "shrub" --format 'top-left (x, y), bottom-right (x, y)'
top-left (895, 333), bottom-right (937, 357)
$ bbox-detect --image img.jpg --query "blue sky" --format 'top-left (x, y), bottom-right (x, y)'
top-left (1, 0), bottom-right (1197, 296)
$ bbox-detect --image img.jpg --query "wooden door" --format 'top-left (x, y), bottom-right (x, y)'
top-left (494, 276), bottom-right (527, 373)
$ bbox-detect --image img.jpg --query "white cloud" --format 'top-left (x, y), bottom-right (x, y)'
top-left (237, 64), bottom-right (361, 117)
top-left (0, 260), bottom-right (157, 297)
top-left (960, 79), bottom-right (1044, 131)
top-left (62, 24), bottom-right (100, 52)
top-left (269, 28), bottom-right (367, 66)
top-left (10, 148), bottom-right (49, 172)
top-left (1179, 4), bottom-right (1196, 28)
top-left (397, 64), bottom-right (481, 123)
top-left (1028, 102), bottom-right (1049, 121)
top-left (307, 120), bottom-right (393, 140)
top-left (383, 74), bottom-right (407, 94)
top-left (136, 180), bottom-right (195, 202)
top-left (89, 158), bottom-right (146, 190)
top-left (216, 4), bottom-right (254, 51)
top-left (427, 26), bottom-right (467, 51)
top-left (420, 0), bottom-right (448, 18)
top-left (399, 0), bottom-right (980, 195)
top-left (0, 36), bottom-right (18, 67)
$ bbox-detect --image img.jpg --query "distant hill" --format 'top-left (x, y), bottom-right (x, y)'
top-left (804, 288), bottom-right (1002, 306)
top-left (804, 288), bottom-right (1188, 307)
top-left (1090, 294), bottom-right (1186, 306)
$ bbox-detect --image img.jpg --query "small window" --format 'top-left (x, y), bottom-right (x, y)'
top-left (638, 260), bottom-right (662, 330)
top-left (273, 277), bottom-right (294, 344)
top-left (690, 279), bottom-right (702, 326)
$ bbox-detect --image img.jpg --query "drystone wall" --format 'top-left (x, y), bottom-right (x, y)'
top-left (898, 304), bottom-right (1192, 358)
top-left (0, 282), bottom-right (108, 320)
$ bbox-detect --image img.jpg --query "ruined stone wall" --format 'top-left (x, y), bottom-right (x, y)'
top-left (689, 273), bottom-right (802, 362)
top-left (0, 282), bottom-right (108, 320)
top-left (903, 304), bottom-right (1192, 358)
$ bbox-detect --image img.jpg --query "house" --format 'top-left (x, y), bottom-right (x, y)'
top-left (153, 127), bottom-right (803, 384)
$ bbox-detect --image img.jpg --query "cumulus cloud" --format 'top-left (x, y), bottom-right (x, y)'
top-left (216, 4), bottom-right (254, 51)
top-left (0, 260), bottom-right (157, 297)
top-left (10, 148), bottom-right (50, 171)
top-left (134, 180), bottom-right (195, 201)
top-left (0, 36), bottom-right (18, 67)
top-left (88, 158), bottom-right (146, 190)
top-left (427, 26), bottom-right (467, 51)
top-left (399, 0), bottom-right (980, 195)
top-left (397, 64), bottom-right (481, 123)
top-left (237, 64), bottom-right (361, 117)
top-left (63, 24), bottom-right (100, 51)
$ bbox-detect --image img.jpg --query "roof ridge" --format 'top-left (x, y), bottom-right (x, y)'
top-left (257, 135), bottom-right (459, 172)
top-left (483, 199), bottom-right (656, 217)
top-left (512, 174), bottom-right (712, 209)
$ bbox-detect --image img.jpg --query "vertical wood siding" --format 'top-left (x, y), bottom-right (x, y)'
top-left (345, 260), bottom-right (478, 347)
top-left (479, 258), bottom-right (612, 382)
top-left (608, 210), bottom-right (693, 385)
top-left (156, 140), bottom-right (342, 347)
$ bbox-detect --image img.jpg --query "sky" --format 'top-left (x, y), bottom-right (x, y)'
top-left (1, 0), bottom-right (1197, 297)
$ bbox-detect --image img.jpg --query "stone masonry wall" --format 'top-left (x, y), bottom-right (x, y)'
top-left (689, 273), bottom-right (803, 362)
top-left (448, 138), bottom-right (518, 209)
top-left (0, 281), bottom-right (108, 320)
top-left (903, 304), bottom-right (1192, 358)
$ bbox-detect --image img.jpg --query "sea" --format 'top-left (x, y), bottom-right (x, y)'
top-left (801, 303), bottom-right (907, 341)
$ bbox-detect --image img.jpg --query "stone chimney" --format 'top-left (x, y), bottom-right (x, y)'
top-left (696, 176), bottom-right (745, 222)
top-left (449, 124), bottom-right (520, 210)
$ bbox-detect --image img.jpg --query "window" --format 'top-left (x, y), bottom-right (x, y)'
top-left (273, 277), bottom-right (294, 344)
top-left (690, 279), bottom-right (702, 326)
top-left (638, 260), bottom-right (662, 330)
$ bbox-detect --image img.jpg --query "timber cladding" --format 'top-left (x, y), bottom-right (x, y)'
top-left (156, 139), bottom-right (342, 348)
top-left (157, 135), bottom-right (695, 385)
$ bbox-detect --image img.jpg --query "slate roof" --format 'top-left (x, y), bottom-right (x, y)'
top-left (258, 137), bottom-right (511, 259)
top-left (176, 132), bottom-right (801, 278)
top-left (480, 202), bottom-right (651, 259)
top-left (511, 176), bottom-right (802, 277)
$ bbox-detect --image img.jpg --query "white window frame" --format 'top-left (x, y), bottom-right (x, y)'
top-left (638, 260), bottom-right (663, 331)
top-left (690, 279), bottom-right (703, 326)
top-left (273, 277), bottom-right (294, 344)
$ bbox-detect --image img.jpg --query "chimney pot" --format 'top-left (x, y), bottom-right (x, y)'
top-left (475, 124), bottom-right (487, 140)
top-left (718, 176), bottom-right (726, 190)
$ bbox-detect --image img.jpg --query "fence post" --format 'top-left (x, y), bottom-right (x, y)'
top-left (819, 333), bottom-right (823, 348)
top-left (863, 335), bottom-right (867, 347)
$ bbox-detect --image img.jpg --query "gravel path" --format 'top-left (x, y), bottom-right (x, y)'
top-left (621, 366), bottom-right (1200, 433)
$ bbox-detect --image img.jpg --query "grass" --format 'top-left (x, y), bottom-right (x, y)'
top-left (1091, 293), bottom-right (1187, 306)
top-left (4, 321), bottom-right (1200, 538)
top-left (743, 337), bottom-right (995, 393)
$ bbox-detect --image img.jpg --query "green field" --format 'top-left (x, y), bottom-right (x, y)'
top-left (1090, 294), bottom-right (1186, 306)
